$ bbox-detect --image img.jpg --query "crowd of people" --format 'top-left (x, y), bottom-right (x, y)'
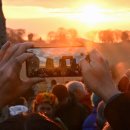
top-left (0, 41), bottom-right (130, 130)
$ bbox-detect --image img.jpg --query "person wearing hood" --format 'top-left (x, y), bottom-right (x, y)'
top-left (82, 93), bottom-right (101, 130)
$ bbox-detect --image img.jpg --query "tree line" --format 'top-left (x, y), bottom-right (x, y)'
top-left (6, 27), bottom-right (130, 44)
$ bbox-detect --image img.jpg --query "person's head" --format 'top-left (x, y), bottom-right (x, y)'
top-left (51, 79), bottom-right (57, 86)
top-left (52, 84), bottom-right (69, 104)
top-left (66, 81), bottom-right (87, 101)
top-left (33, 92), bottom-right (58, 118)
top-left (118, 75), bottom-right (130, 93)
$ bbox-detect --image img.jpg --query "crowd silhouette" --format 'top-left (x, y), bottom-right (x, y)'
top-left (0, 0), bottom-right (130, 130)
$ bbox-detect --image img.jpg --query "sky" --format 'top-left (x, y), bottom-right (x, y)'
top-left (2, 0), bottom-right (130, 38)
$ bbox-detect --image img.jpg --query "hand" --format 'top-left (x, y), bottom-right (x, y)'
top-left (0, 42), bottom-right (44, 108)
top-left (125, 69), bottom-right (130, 80)
top-left (118, 69), bottom-right (130, 92)
top-left (80, 49), bottom-right (121, 102)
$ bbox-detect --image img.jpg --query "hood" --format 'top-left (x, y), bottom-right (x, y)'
top-left (9, 105), bottom-right (28, 116)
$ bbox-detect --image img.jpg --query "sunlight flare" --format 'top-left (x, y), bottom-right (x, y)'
top-left (71, 4), bottom-right (107, 26)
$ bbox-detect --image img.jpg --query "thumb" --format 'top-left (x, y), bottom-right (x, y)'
top-left (23, 78), bottom-right (46, 89)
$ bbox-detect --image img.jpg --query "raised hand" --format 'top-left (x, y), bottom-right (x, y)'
top-left (0, 42), bottom-right (44, 108)
top-left (80, 49), bottom-right (121, 102)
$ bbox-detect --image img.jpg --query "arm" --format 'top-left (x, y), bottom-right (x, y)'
top-left (80, 50), bottom-right (130, 129)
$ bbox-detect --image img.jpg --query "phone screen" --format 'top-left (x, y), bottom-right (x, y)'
top-left (26, 47), bottom-right (87, 77)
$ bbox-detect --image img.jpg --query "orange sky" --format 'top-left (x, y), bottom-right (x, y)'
top-left (2, 0), bottom-right (130, 38)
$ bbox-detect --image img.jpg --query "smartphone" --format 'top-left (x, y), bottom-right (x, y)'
top-left (26, 46), bottom-right (87, 77)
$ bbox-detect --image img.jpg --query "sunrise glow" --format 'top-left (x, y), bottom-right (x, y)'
top-left (67, 4), bottom-right (107, 26)
top-left (2, 0), bottom-right (130, 37)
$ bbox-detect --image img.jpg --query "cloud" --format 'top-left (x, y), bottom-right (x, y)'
top-left (3, 5), bottom-right (71, 19)
top-left (3, 4), bottom-right (130, 20)
top-left (3, 0), bottom-right (74, 8)
top-left (3, 0), bottom-right (130, 8)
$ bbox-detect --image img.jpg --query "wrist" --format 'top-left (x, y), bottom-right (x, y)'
top-left (103, 88), bottom-right (121, 102)
top-left (100, 81), bottom-right (121, 102)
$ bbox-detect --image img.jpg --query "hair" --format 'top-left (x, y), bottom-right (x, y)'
top-left (52, 84), bottom-right (69, 103)
top-left (66, 81), bottom-right (87, 95)
top-left (51, 79), bottom-right (57, 86)
top-left (118, 75), bottom-right (130, 92)
top-left (33, 92), bottom-right (58, 112)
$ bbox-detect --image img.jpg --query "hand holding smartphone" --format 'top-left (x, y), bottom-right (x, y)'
top-left (26, 46), bottom-right (87, 77)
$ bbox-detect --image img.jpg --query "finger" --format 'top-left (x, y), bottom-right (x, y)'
top-left (0, 41), bottom-right (11, 60)
top-left (11, 53), bottom-right (35, 72)
top-left (92, 49), bottom-right (106, 61)
top-left (104, 58), bottom-right (110, 70)
top-left (15, 53), bottom-right (35, 65)
top-left (6, 53), bottom-right (35, 77)
top-left (23, 78), bottom-right (45, 88)
top-left (89, 49), bottom-right (102, 62)
top-left (1, 44), bottom-right (21, 63)
top-left (80, 59), bottom-right (92, 87)
top-left (1, 43), bottom-right (33, 63)
top-left (89, 49), bottom-right (107, 68)
top-left (80, 58), bottom-right (91, 75)
top-left (1, 41), bottom-right (10, 50)
top-left (10, 42), bottom-right (34, 58)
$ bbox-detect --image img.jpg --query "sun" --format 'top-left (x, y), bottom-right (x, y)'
top-left (70, 4), bottom-right (107, 26)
